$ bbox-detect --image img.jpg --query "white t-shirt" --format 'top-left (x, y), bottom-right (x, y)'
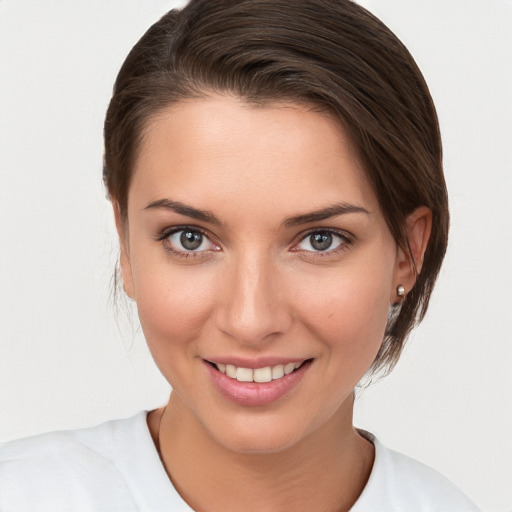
top-left (0, 411), bottom-right (479, 511)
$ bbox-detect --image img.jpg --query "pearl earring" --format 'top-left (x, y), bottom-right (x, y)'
top-left (396, 285), bottom-right (405, 298)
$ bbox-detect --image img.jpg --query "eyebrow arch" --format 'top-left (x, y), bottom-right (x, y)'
top-left (284, 203), bottom-right (371, 227)
top-left (143, 199), bottom-right (222, 225)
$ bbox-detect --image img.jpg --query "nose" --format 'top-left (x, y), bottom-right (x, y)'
top-left (215, 251), bottom-right (292, 346)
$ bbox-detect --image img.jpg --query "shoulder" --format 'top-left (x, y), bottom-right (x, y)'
top-left (0, 412), bottom-right (155, 512)
top-left (0, 411), bottom-right (147, 471)
top-left (352, 431), bottom-right (480, 512)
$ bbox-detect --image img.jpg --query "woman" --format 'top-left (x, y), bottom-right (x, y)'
top-left (0, 1), bottom-right (480, 510)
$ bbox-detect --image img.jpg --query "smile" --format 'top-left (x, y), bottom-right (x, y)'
top-left (213, 361), bottom-right (305, 383)
top-left (205, 358), bottom-right (313, 406)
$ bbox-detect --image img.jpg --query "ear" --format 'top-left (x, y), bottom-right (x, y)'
top-left (113, 203), bottom-right (135, 299)
top-left (392, 206), bottom-right (432, 300)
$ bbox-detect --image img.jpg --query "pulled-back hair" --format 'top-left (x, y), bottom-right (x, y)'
top-left (103, 0), bottom-right (448, 375)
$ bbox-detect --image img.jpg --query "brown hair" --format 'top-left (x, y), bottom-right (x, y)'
top-left (103, 0), bottom-right (448, 376)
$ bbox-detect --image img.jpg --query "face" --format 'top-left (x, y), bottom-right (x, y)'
top-left (119, 95), bottom-right (414, 454)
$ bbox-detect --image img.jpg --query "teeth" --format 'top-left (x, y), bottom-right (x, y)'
top-left (225, 364), bottom-right (237, 378)
top-left (284, 363), bottom-right (296, 375)
top-left (253, 367), bottom-right (272, 383)
top-left (236, 367), bottom-right (253, 382)
top-left (271, 365), bottom-right (284, 380)
top-left (215, 361), bottom-right (305, 383)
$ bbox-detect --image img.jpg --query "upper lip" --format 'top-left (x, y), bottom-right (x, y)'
top-left (204, 356), bottom-right (311, 369)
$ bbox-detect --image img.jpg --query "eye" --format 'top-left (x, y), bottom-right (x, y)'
top-left (295, 230), bottom-right (348, 252)
top-left (164, 227), bottom-right (219, 254)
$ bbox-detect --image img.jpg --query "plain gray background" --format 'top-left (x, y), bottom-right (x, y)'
top-left (0, 1), bottom-right (511, 510)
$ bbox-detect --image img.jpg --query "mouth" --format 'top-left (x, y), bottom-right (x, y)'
top-left (206, 360), bottom-right (312, 383)
top-left (204, 358), bottom-right (313, 406)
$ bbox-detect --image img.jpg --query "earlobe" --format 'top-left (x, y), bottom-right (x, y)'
top-left (393, 206), bottom-right (432, 299)
top-left (113, 203), bottom-right (135, 300)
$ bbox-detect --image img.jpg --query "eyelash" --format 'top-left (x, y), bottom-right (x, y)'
top-left (155, 226), bottom-right (354, 260)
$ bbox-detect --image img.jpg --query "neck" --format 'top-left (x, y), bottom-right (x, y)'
top-left (150, 392), bottom-right (373, 512)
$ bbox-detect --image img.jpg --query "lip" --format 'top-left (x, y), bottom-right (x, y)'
top-left (205, 356), bottom-right (307, 369)
top-left (204, 358), bottom-right (313, 407)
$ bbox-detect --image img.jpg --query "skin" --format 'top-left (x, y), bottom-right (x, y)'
top-left (116, 94), bottom-right (431, 511)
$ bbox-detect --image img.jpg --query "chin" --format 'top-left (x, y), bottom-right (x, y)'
top-left (217, 428), bottom-right (304, 455)
top-left (202, 408), bottom-right (320, 456)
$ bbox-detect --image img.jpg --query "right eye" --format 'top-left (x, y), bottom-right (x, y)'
top-left (165, 228), bottom-right (219, 254)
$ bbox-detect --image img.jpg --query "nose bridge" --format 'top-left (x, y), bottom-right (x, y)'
top-left (216, 248), bottom-right (290, 344)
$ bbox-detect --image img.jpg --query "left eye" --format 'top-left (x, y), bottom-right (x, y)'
top-left (296, 231), bottom-right (346, 252)
top-left (167, 229), bottom-right (217, 252)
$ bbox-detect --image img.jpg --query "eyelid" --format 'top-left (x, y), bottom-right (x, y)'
top-left (156, 224), bottom-right (206, 241)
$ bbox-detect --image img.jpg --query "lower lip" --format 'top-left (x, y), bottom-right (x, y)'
top-left (205, 360), bottom-right (312, 407)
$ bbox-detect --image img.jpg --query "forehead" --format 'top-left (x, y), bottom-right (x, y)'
top-left (130, 95), bottom-right (378, 218)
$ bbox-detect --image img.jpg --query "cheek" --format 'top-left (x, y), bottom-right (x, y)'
top-left (131, 259), bottom-right (217, 361)
top-left (295, 260), bottom-right (393, 362)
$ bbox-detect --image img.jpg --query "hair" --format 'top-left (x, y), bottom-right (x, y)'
top-left (103, 0), bottom-right (449, 376)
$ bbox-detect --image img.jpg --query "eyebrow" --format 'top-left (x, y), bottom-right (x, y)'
top-left (144, 198), bottom-right (370, 227)
top-left (283, 203), bottom-right (371, 227)
top-left (144, 199), bottom-right (222, 225)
